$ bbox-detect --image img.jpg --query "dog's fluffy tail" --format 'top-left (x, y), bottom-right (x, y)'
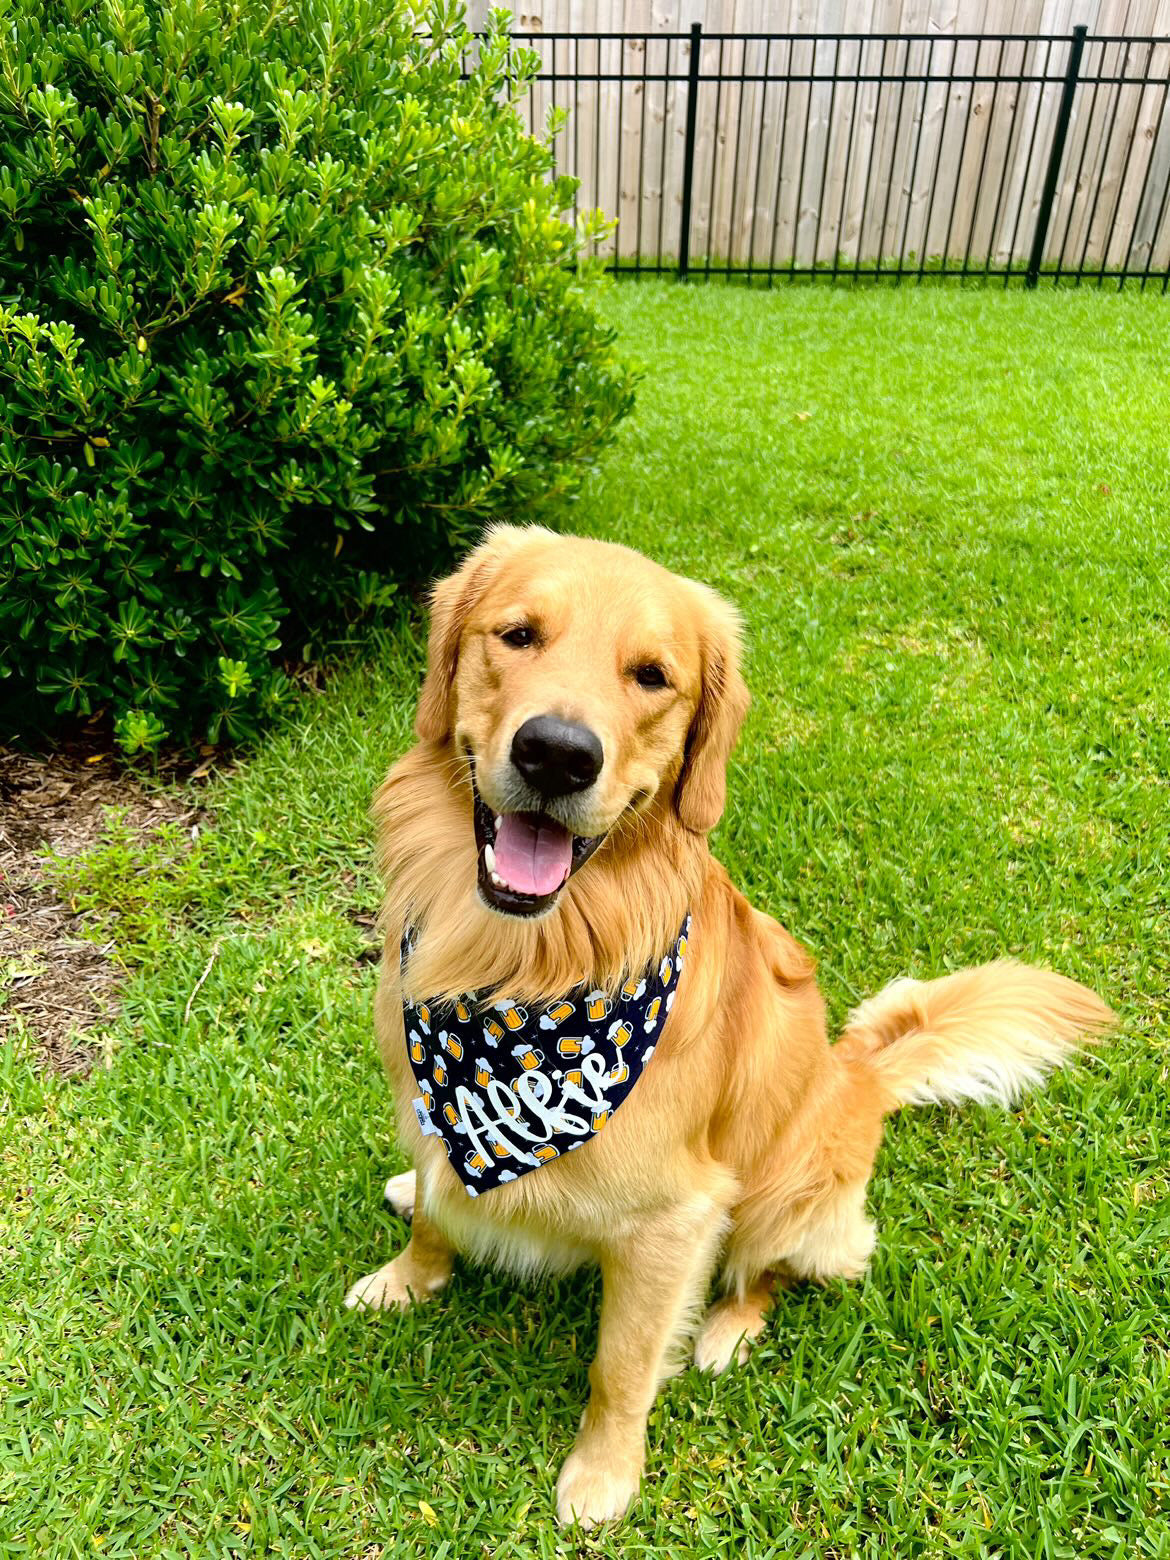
top-left (837, 961), bottom-right (1113, 1111)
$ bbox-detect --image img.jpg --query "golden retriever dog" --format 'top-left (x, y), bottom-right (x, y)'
top-left (345, 525), bottom-right (1111, 1527)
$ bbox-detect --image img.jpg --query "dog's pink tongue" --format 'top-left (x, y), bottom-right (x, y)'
top-left (494, 813), bottom-right (572, 896)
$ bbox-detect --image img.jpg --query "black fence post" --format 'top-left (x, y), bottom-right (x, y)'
top-left (1026, 24), bottom-right (1087, 288)
top-left (678, 21), bottom-right (702, 280)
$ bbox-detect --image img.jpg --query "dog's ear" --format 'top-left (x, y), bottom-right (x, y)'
top-left (415, 525), bottom-right (531, 744)
top-left (673, 585), bottom-right (750, 834)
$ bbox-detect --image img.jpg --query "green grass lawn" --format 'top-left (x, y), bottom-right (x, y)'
top-left (4, 284), bottom-right (1170, 1558)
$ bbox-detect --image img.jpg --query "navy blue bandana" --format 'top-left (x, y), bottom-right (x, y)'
top-left (401, 916), bottom-right (691, 1196)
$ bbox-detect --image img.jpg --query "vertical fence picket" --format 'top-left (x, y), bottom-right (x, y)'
top-left (809, 37), bottom-right (841, 272)
top-left (1006, 35), bottom-right (1059, 285)
top-left (656, 34), bottom-right (671, 271)
top-left (790, 36), bottom-right (814, 276)
top-left (983, 36), bottom-right (1030, 274)
top-left (861, 36), bottom-right (898, 279)
top-left (747, 36), bottom-right (773, 272)
top-left (768, 37), bottom-right (794, 281)
top-left (1098, 40), bottom-right (1146, 278)
top-left (831, 37), bottom-right (865, 277)
top-left (939, 36), bottom-right (977, 270)
top-left (1124, 39), bottom-right (1170, 282)
top-left (1076, 37), bottom-right (1133, 280)
top-left (915, 35), bottom-right (958, 278)
top-left (895, 34), bottom-right (933, 279)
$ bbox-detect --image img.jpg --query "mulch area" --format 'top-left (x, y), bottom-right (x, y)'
top-left (0, 740), bottom-right (204, 1078)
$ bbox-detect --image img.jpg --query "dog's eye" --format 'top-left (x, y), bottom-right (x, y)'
top-left (633, 663), bottom-right (668, 690)
top-left (499, 625), bottom-right (536, 649)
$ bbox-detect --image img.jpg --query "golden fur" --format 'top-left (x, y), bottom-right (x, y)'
top-left (346, 526), bottom-right (1113, 1528)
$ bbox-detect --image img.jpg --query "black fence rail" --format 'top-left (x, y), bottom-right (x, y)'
top-left (505, 27), bottom-right (1170, 286)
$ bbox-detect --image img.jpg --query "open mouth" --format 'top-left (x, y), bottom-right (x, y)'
top-left (472, 777), bottom-right (605, 919)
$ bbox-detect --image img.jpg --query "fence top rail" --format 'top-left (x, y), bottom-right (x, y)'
top-left (505, 29), bottom-right (1170, 44)
top-left (509, 71), bottom-right (1170, 87)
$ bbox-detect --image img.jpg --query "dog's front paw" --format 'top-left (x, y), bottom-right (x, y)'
top-left (555, 1446), bottom-right (641, 1529)
top-left (693, 1283), bottom-right (777, 1374)
top-left (344, 1259), bottom-right (423, 1312)
top-left (383, 1170), bottom-right (417, 1219)
top-left (693, 1302), bottom-right (760, 1374)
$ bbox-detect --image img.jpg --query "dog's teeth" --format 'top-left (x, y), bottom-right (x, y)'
top-left (495, 815), bottom-right (503, 830)
top-left (491, 871), bottom-right (504, 887)
top-left (483, 843), bottom-right (495, 872)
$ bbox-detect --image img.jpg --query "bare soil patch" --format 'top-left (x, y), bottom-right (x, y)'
top-left (0, 742), bottom-right (201, 1076)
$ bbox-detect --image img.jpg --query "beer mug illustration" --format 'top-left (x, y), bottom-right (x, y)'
top-left (488, 1136), bottom-right (512, 1159)
top-left (416, 1002), bottom-right (431, 1033)
top-left (422, 1086), bottom-right (434, 1112)
top-left (591, 1108), bottom-right (610, 1132)
top-left (643, 995), bottom-right (662, 1032)
top-left (433, 1056), bottom-right (447, 1086)
top-left (496, 1001), bottom-right (528, 1031)
top-left (474, 1057), bottom-right (494, 1087)
top-left (408, 1030), bottom-right (426, 1064)
top-left (542, 1000), bottom-right (575, 1028)
top-left (441, 1030), bottom-right (463, 1060)
top-left (585, 989), bottom-right (611, 1022)
top-left (443, 1102), bottom-right (460, 1127)
top-left (564, 1067), bottom-right (584, 1089)
top-left (512, 1042), bottom-right (544, 1071)
top-left (454, 997), bottom-right (472, 1023)
top-left (464, 1147), bottom-right (488, 1177)
top-left (609, 1058), bottom-right (630, 1086)
top-left (607, 1018), bottom-right (633, 1049)
top-left (556, 1034), bottom-right (590, 1058)
top-left (533, 1143), bottom-right (559, 1163)
top-left (659, 955), bottom-right (673, 985)
top-left (483, 1016), bottom-right (505, 1045)
top-left (676, 932), bottom-right (688, 960)
top-left (621, 973), bottom-right (646, 1001)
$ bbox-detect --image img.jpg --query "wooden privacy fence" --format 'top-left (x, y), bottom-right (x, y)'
top-left (505, 26), bottom-right (1170, 282)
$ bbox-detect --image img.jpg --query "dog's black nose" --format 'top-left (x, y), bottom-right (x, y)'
top-left (511, 715), bottom-right (603, 797)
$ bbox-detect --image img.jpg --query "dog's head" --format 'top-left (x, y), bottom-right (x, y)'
top-left (416, 526), bottom-right (749, 919)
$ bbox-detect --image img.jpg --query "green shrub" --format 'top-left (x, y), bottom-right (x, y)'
top-left (0, 0), bottom-right (634, 750)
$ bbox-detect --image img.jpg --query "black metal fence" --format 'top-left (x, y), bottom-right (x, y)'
top-left (506, 27), bottom-right (1170, 286)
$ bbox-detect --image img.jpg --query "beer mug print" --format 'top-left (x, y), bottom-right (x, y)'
top-left (400, 914), bottom-right (691, 1194)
